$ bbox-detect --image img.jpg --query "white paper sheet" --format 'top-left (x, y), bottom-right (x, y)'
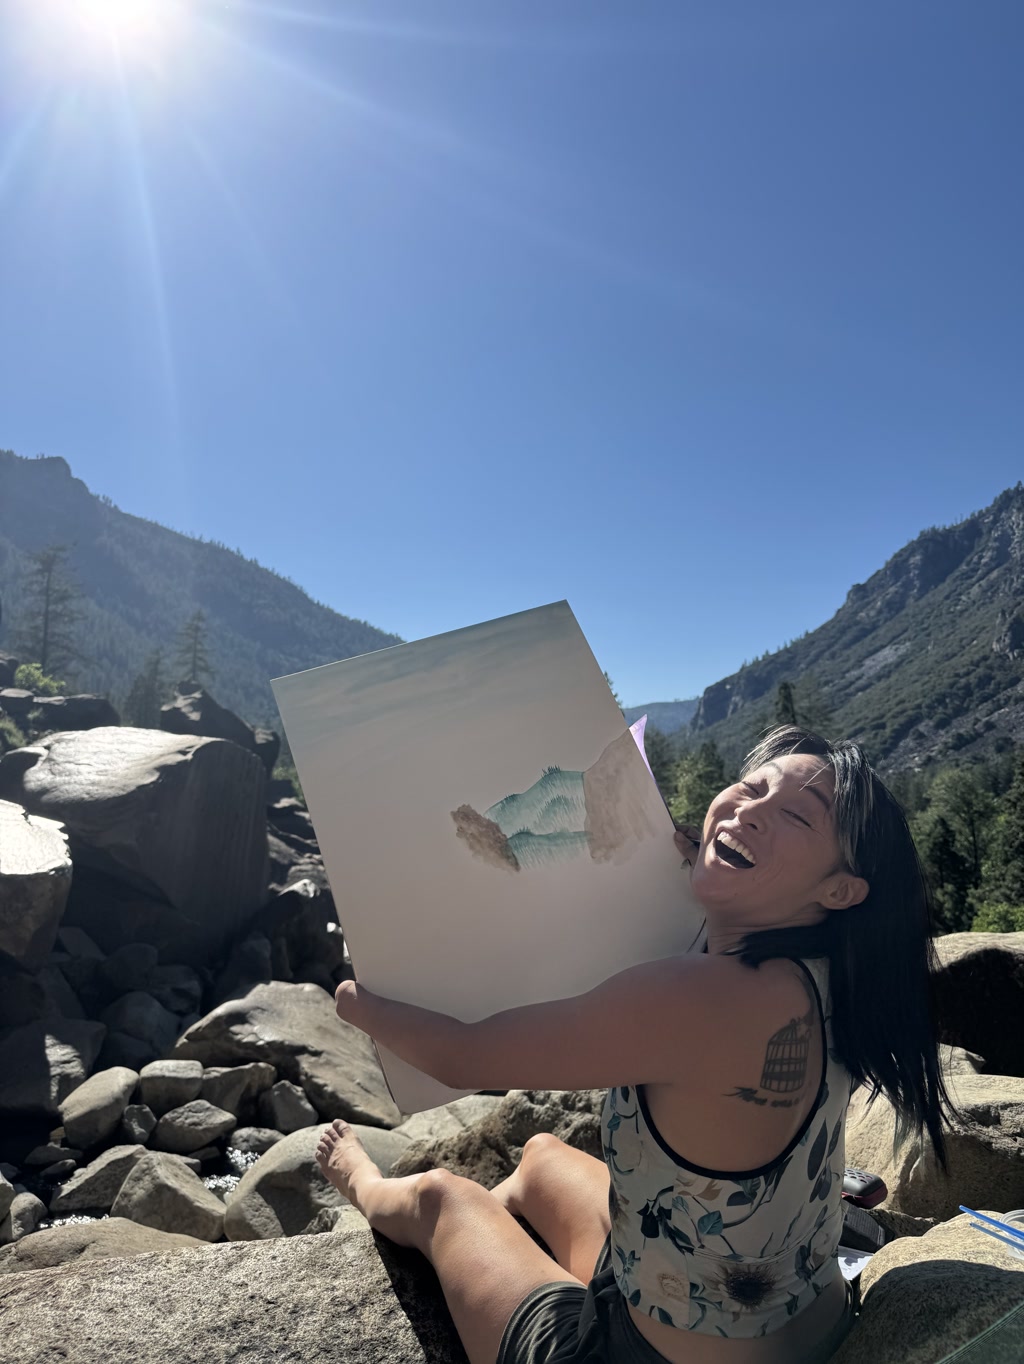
top-left (272, 601), bottom-right (705, 1113)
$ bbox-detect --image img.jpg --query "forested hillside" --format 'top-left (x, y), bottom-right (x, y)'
top-left (684, 484), bottom-right (1024, 773)
top-left (0, 450), bottom-right (401, 724)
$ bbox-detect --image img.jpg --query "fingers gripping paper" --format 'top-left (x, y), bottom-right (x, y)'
top-left (272, 601), bottom-right (706, 1114)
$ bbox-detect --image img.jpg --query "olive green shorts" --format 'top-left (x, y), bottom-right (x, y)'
top-left (496, 1236), bottom-right (860, 1364)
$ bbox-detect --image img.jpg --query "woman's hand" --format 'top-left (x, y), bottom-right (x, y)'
top-left (674, 823), bottom-right (702, 866)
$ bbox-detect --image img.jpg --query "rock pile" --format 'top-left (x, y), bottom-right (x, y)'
top-left (1, 686), bottom-right (1023, 1361)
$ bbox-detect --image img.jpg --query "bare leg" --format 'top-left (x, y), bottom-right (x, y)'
top-left (489, 1133), bottom-right (612, 1283)
top-left (316, 1121), bottom-right (583, 1364)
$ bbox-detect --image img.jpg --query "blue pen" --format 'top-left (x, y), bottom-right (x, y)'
top-left (968, 1222), bottom-right (1024, 1255)
top-left (959, 1206), bottom-right (1024, 1244)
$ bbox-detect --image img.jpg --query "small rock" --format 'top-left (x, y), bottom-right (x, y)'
top-left (101, 943), bottom-right (159, 995)
top-left (258, 1080), bottom-right (318, 1135)
top-left (48, 1145), bottom-right (147, 1214)
top-left (59, 1065), bottom-right (138, 1149)
top-left (24, 1143), bottom-right (82, 1168)
top-left (200, 1062), bottom-right (276, 1117)
top-left (227, 1127), bottom-right (284, 1156)
top-left (56, 926), bottom-right (105, 959)
top-left (301, 1204), bottom-right (370, 1236)
top-left (146, 964), bottom-right (203, 1016)
top-left (39, 1160), bottom-right (76, 1180)
top-left (120, 1103), bottom-right (157, 1144)
top-left (99, 1031), bottom-right (160, 1072)
top-left (190, 1146), bottom-right (221, 1165)
top-left (139, 1059), bottom-right (204, 1116)
top-left (0, 1192), bottom-right (47, 1245)
top-left (0, 1171), bottom-right (13, 1221)
top-left (111, 1152), bottom-right (225, 1241)
top-left (101, 993), bottom-right (180, 1057)
top-left (151, 1100), bottom-right (236, 1155)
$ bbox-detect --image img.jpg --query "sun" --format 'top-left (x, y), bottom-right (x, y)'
top-left (80, 0), bottom-right (183, 53)
top-left (28, 0), bottom-right (189, 68)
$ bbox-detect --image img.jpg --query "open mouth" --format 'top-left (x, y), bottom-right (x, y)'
top-left (713, 835), bottom-right (755, 870)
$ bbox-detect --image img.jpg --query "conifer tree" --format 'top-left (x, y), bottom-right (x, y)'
top-left (15, 544), bottom-right (81, 676)
top-left (123, 649), bottom-right (167, 728)
top-left (985, 752), bottom-right (1024, 905)
top-left (174, 610), bottom-right (214, 687)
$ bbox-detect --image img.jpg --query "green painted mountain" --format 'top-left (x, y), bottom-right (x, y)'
top-left (684, 484), bottom-right (1024, 772)
top-left (0, 449), bottom-right (402, 724)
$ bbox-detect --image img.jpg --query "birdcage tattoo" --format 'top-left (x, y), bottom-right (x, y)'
top-left (760, 1017), bottom-right (809, 1092)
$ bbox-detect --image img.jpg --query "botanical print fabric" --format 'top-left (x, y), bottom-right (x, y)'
top-left (600, 956), bottom-right (853, 1338)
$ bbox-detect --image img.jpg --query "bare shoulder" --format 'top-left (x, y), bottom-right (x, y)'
top-left (666, 954), bottom-right (822, 1086)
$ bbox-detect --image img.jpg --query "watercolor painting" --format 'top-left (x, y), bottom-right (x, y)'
top-left (453, 729), bottom-right (660, 872)
top-left (272, 601), bottom-right (705, 1115)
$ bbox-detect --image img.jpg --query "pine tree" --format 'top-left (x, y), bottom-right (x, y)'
top-left (668, 740), bottom-right (728, 826)
top-left (984, 752), bottom-right (1024, 905)
top-left (15, 544), bottom-right (81, 677)
top-left (774, 681), bottom-right (799, 727)
top-left (123, 649), bottom-right (167, 728)
top-left (174, 610), bottom-right (214, 687)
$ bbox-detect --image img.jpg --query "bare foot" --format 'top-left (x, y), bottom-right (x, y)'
top-left (315, 1119), bottom-right (382, 1206)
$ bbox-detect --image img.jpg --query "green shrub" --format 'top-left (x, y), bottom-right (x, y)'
top-left (0, 714), bottom-right (27, 753)
top-left (13, 662), bottom-right (65, 696)
top-left (272, 758), bottom-right (305, 804)
top-left (970, 901), bottom-right (1024, 932)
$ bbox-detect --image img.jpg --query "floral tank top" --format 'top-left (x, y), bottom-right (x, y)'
top-left (600, 955), bottom-right (853, 1339)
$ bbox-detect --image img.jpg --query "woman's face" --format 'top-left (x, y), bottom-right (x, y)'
top-left (690, 752), bottom-right (862, 929)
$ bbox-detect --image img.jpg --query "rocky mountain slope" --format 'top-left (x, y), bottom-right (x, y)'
top-left (681, 484), bottom-right (1024, 771)
top-left (0, 450), bottom-right (401, 724)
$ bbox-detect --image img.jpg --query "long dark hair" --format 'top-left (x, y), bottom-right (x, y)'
top-left (723, 725), bottom-right (964, 1173)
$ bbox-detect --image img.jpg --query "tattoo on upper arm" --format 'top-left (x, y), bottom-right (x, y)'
top-left (724, 969), bottom-right (819, 1110)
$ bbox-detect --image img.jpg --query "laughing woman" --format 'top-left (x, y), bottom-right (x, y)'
top-left (316, 725), bottom-right (961, 1364)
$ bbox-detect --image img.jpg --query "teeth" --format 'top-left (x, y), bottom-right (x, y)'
top-left (718, 830), bottom-right (756, 866)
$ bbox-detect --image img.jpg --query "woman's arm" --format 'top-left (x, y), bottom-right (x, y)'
top-left (334, 952), bottom-right (763, 1093)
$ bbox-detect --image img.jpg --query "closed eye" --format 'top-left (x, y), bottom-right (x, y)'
top-left (786, 810), bottom-right (811, 827)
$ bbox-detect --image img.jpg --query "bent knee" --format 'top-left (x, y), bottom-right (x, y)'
top-left (521, 1132), bottom-right (564, 1164)
top-left (414, 1166), bottom-right (478, 1218)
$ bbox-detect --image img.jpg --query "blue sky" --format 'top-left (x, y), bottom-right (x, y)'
top-left (1, 2), bottom-right (1021, 707)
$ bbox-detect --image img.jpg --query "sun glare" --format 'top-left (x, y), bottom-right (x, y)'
top-left (37, 0), bottom-right (188, 67)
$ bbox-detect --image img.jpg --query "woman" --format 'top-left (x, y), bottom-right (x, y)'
top-left (316, 724), bottom-right (962, 1364)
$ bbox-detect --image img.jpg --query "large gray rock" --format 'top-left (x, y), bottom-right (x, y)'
top-left (0, 1017), bottom-right (106, 1117)
top-left (175, 982), bottom-right (402, 1128)
top-left (0, 1192), bottom-right (47, 1245)
top-left (48, 1144), bottom-right (147, 1214)
top-left (58, 1065), bottom-right (138, 1148)
top-left (223, 1124), bottom-right (411, 1241)
top-left (151, 1100), bottom-right (236, 1155)
top-left (0, 728), bottom-right (269, 962)
top-left (832, 1212), bottom-right (1024, 1363)
top-left (845, 1048), bottom-right (1024, 1220)
top-left (0, 1217), bottom-right (204, 1275)
top-left (160, 688), bottom-right (263, 766)
top-left (0, 1230), bottom-right (466, 1364)
top-left (139, 1059), bottom-right (204, 1116)
top-left (200, 1061), bottom-right (276, 1117)
top-left (110, 1152), bottom-right (225, 1242)
top-left (932, 932), bottom-right (1024, 1078)
top-left (28, 695), bottom-right (121, 732)
top-left (0, 799), bottom-right (73, 969)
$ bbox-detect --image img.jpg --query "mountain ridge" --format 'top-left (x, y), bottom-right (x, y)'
top-left (0, 449), bottom-right (402, 723)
